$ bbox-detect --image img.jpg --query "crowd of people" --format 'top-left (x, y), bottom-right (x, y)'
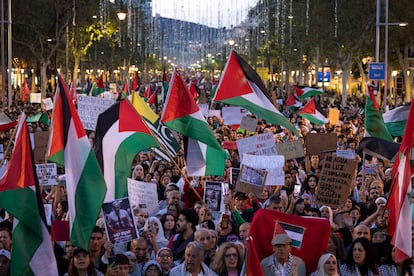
top-left (0, 80), bottom-right (413, 276)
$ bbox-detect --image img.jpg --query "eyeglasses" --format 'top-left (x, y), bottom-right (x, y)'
top-left (158, 254), bottom-right (172, 259)
top-left (129, 258), bottom-right (137, 262)
top-left (225, 253), bottom-right (238, 258)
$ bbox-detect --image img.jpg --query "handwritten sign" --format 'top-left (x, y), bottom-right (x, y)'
top-left (315, 154), bottom-right (357, 208)
top-left (242, 154), bottom-right (285, 186)
top-left (305, 133), bottom-right (337, 155)
top-left (276, 140), bottom-right (305, 160)
top-left (222, 107), bottom-right (250, 125)
top-left (240, 116), bottom-right (258, 132)
top-left (127, 179), bottom-right (159, 216)
top-left (236, 132), bottom-right (277, 157)
top-left (328, 108), bottom-right (340, 125)
top-left (77, 95), bottom-right (114, 130)
top-left (36, 163), bottom-right (58, 185)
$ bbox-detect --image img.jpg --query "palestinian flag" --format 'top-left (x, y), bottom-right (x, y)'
top-left (91, 75), bottom-right (104, 96)
top-left (189, 83), bottom-right (200, 99)
top-left (214, 50), bottom-right (297, 135)
top-left (48, 75), bottom-right (107, 250)
top-left (292, 85), bottom-right (323, 99)
top-left (383, 104), bottom-right (410, 137)
top-left (364, 84), bottom-right (393, 142)
top-left (161, 68), bottom-right (225, 176)
top-left (22, 79), bottom-right (30, 102)
top-left (241, 237), bottom-right (264, 276)
top-left (299, 98), bottom-right (328, 125)
top-left (285, 93), bottom-right (302, 111)
top-left (132, 72), bottom-right (140, 91)
top-left (131, 91), bottom-right (180, 161)
top-left (387, 99), bottom-right (414, 262)
top-left (250, 209), bottom-right (330, 273)
top-left (0, 113), bottom-right (58, 275)
top-left (357, 137), bottom-right (400, 161)
top-left (0, 112), bottom-right (17, 131)
top-left (94, 99), bottom-right (159, 202)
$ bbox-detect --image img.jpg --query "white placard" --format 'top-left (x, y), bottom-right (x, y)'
top-left (241, 154), bottom-right (285, 185)
top-left (44, 204), bottom-right (52, 226)
top-left (30, 93), bottom-right (42, 103)
top-left (236, 132), bottom-right (277, 157)
top-left (240, 116), bottom-right (258, 132)
top-left (35, 163), bottom-right (58, 185)
top-left (208, 109), bottom-right (221, 118)
top-left (221, 106), bottom-right (250, 125)
top-left (42, 97), bottom-right (54, 111)
top-left (77, 94), bottom-right (114, 130)
top-left (336, 149), bottom-right (356, 159)
top-left (127, 179), bottom-right (159, 216)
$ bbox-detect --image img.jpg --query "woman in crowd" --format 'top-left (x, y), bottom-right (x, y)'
top-left (310, 253), bottom-right (339, 276)
top-left (339, 237), bottom-right (381, 275)
top-left (145, 216), bottom-right (169, 253)
top-left (320, 205), bottom-right (337, 230)
top-left (142, 260), bottom-right (162, 276)
top-left (302, 175), bottom-right (318, 207)
top-left (326, 232), bottom-right (347, 265)
top-left (161, 213), bottom-right (176, 240)
top-left (131, 164), bottom-right (145, 181)
top-left (0, 228), bottom-right (11, 252)
top-left (65, 248), bottom-right (103, 276)
top-left (55, 200), bottom-right (68, 220)
top-left (156, 247), bottom-right (174, 276)
top-left (211, 242), bottom-right (244, 276)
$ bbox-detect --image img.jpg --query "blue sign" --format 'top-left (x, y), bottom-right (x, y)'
top-left (317, 68), bottom-right (331, 83)
top-left (369, 63), bottom-right (385, 80)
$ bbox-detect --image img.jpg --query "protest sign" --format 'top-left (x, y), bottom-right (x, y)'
top-left (221, 106), bottom-right (250, 125)
top-left (276, 140), bottom-right (305, 160)
top-left (236, 132), bottom-right (277, 157)
top-left (328, 108), bottom-right (340, 125)
top-left (315, 154), bottom-right (358, 208)
top-left (305, 133), bottom-right (337, 155)
top-left (36, 163), bottom-right (57, 185)
top-left (42, 97), bottom-right (54, 111)
top-left (77, 94), bottom-right (114, 130)
top-left (43, 204), bottom-right (52, 226)
top-left (236, 165), bottom-right (267, 196)
top-left (336, 149), bottom-right (356, 160)
top-left (30, 93), bottom-right (42, 103)
top-left (230, 168), bottom-right (240, 189)
top-left (222, 141), bottom-right (237, 150)
top-left (242, 153), bottom-right (285, 186)
top-left (33, 130), bottom-right (49, 163)
top-left (102, 197), bottom-right (138, 244)
top-left (240, 116), bottom-right (258, 132)
top-left (204, 181), bottom-right (224, 214)
top-left (127, 179), bottom-right (159, 216)
top-left (208, 109), bottom-right (221, 118)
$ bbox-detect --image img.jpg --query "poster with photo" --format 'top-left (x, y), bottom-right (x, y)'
top-left (236, 165), bottom-right (267, 196)
top-left (204, 181), bottom-right (223, 212)
top-left (102, 197), bottom-right (138, 244)
top-left (230, 168), bottom-right (240, 189)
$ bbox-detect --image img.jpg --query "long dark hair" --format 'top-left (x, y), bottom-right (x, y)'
top-left (67, 250), bottom-right (98, 276)
top-left (345, 237), bottom-right (379, 274)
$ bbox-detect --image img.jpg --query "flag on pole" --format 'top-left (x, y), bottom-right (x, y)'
top-left (48, 75), bottom-right (107, 249)
top-left (285, 93), bottom-right (302, 111)
top-left (0, 113), bottom-right (58, 276)
top-left (364, 83), bottom-right (393, 141)
top-left (161, 68), bottom-right (226, 176)
top-left (91, 75), bottom-right (104, 96)
top-left (383, 104), bottom-right (410, 137)
top-left (22, 79), bottom-right (30, 102)
top-left (387, 99), bottom-right (414, 263)
top-left (292, 85), bottom-right (323, 99)
top-left (131, 72), bottom-right (140, 91)
top-left (299, 98), bottom-right (329, 125)
top-left (214, 50), bottom-right (297, 135)
top-left (94, 99), bottom-right (160, 202)
top-left (241, 237), bottom-right (264, 276)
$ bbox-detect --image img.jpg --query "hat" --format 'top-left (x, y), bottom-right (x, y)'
top-left (271, 234), bottom-right (292, 245)
top-left (0, 249), bottom-right (10, 260)
top-left (234, 192), bottom-right (248, 200)
top-left (156, 247), bottom-right (172, 258)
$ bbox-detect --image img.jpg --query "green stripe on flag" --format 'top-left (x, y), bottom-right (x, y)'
top-left (280, 222), bottom-right (305, 249)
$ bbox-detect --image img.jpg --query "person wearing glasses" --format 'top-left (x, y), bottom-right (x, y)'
top-left (156, 247), bottom-right (174, 276)
top-left (211, 242), bottom-right (244, 276)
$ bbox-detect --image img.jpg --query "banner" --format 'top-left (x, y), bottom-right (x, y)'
top-left (77, 94), bottom-right (115, 130)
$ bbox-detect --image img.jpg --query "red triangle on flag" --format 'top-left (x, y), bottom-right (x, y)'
top-left (273, 220), bottom-right (288, 236)
top-left (132, 72), bottom-right (139, 91)
top-left (286, 93), bottom-right (296, 106)
top-left (292, 85), bottom-right (304, 97)
top-left (189, 83), bottom-right (199, 99)
top-left (122, 80), bottom-right (129, 93)
top-left (367, 84), bottom-right (379, 109)
top-left (97, 74), bottom-right (104, 89)
top-left (119, 100), bottom-right (152, 134)
top-left (299, 99), bottom-right (317, 115)
top-left (214, 51), bottom-right (252, 101)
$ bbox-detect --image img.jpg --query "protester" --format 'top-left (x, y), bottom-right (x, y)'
top-left (65, 247), bottom-right (104, 276)
top-left (211, 242), bottom-right (244, 276)
top-left (310, 253), bottom-right (339, 276)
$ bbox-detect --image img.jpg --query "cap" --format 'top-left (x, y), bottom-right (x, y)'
top-left (271, 234), bottom-right (292, 245)
top-left (0, 249), bottom-right (10, 260)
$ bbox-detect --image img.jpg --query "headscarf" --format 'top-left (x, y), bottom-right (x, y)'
top-left (315, 253), bottom-right (339, 276)
top-left (145, 216), bottom-right (169, 247)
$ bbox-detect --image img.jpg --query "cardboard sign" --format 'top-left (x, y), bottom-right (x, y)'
top-left (222, 107), bottom-right (250, 125)
top-left (276, 140), bottom-right (305, 160)
top-left (42, 97), bottom-right (54, 111)
top-left (204, 181), bottom-right (223, 212)
top-left (33, 130), bottom-right (49, 164)
top-left (77, 94), bottom-right (114, 130)
top-left (30, 93), bottom-right (42, 103)
top-left (36, 163), bottom-right (58, 185)
top-left (315, 154), bottom-right (358, 208)
top-left (242, 154), bottom-right (285, 186)
top-left (102, 197), bottom-right (138, 244)
top-left (127, 179), bottom-right (159, 216)
top-left (236, 132), bottom-right (277, 157)
top-left (305, 133), bottom-right (337, 155)
top-left (240, 116), bottom-right (258, 132)
top-left (328, 108), bottom-right (340, 125)
top-left (236, 165), bottom-right (267, 196)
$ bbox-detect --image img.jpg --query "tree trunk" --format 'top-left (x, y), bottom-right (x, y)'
top-left (40, 61), bottom-right (49, 99)
top-left (340, 54), bottom-right (352, 107)
top-left (72, 56), bottom-right (80, 87)
top-left (397, 45), bottom-right (411, 103)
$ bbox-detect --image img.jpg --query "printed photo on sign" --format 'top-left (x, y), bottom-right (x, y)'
top-left (236, 165), bottom-right (267, 196)
top-left (102, 197), bottom-right (138, 244)
top-left (204, 182), bottom-right (223, 212)
top-left (230, 168), bottom-right (240, 189)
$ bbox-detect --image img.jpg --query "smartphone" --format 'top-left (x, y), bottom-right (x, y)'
top-left (293, 184), bottom-right (301, 197)
top-left (220, 213), bottom-right (230, 229)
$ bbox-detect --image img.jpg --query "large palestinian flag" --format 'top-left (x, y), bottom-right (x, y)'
top-left (213, 50), bottom-right (297, 135)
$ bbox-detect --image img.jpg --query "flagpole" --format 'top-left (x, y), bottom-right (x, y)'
top-left (126, 98), bottom-right (203, 201)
